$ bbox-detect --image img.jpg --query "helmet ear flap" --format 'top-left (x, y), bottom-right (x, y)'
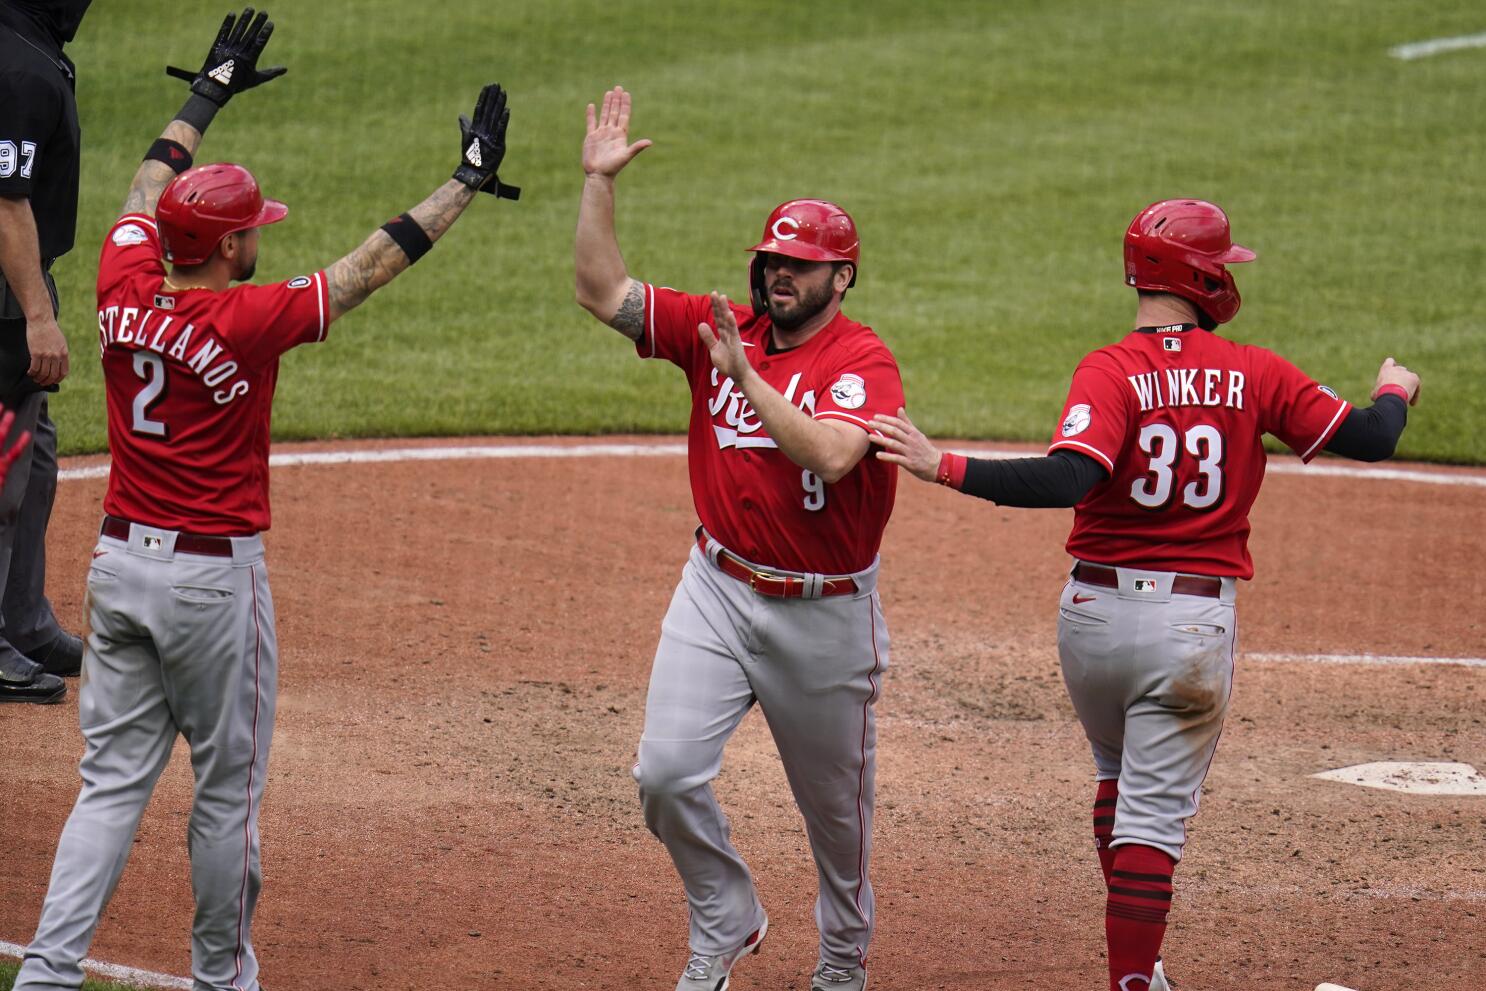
top-left (750, 255), bottom-right (767, 315)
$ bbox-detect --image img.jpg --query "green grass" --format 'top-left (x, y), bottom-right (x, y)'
top-left (0, 959), bottom-right (148, 991)
top-left (43, 0), bottom-right (1486, 461)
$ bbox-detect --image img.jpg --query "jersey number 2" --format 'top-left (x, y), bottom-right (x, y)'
top-left (1130, 423), bottom-right (1223, 510)
top-left (131, 352), bottom-right (168, 438)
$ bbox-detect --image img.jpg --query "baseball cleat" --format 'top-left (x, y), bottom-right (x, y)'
top-left (675, 915), bottom-right (767, 991)
top-left (811, 961), bottom-right (867, 991)
top-left (1150, 957), bottom-right (1173, 991)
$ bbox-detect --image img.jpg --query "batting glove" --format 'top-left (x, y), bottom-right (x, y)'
top-left (454, 83), bottom-right (521, 200)
top-left (166, 7), bottom-right (287, 107)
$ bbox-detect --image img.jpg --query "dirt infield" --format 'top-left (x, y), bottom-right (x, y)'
top-left (2, 437), bottom-right (1483, 991)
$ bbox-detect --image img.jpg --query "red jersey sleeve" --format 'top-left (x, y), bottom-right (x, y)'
top-left (214, 271), bottom-right (330, 367)
top-left (813, 339), bottom-right (905, 435)
top-left (97, 215), bottom-right (165, 298)
top-left (1254, 349), bottom-right (1351, 462)
top-left (635, 283), bottom-right (723, 369)
top-left (1046, 356), bottom-right (1131, 473)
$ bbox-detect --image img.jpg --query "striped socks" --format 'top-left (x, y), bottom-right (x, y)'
top-left (1092, 779), bottom-right (1118, 885)
top-left (1105, 843), bottom-right (1176, 991)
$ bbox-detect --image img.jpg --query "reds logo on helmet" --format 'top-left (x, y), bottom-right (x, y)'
top-left (1123, 199), bottom-right (1255, 327)
top-left (156, 163), bottom-right (289, 266)
top-left (747, 199), bottom-right (860, 314)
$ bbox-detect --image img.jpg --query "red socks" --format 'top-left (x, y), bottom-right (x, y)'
top-left (1092, 779), bottom-right (1118, 885)
top-left (1104, 843), bottom-right (1176, 991)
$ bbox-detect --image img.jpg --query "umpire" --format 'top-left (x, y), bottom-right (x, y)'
top-left (0, 0), bottom-right (90, 704)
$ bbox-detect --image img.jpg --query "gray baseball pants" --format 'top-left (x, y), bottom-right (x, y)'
top-left (15, 524), bottom-right (277, 991)
top-left (633, 536), bottom-right (888, 968)
top-left (1057, 563), bottom-right (1237, 861)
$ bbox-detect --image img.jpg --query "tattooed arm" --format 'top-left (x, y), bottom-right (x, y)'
top-left (574, 86), bottom-right (652, 341)
top-left (324, 180), bottom-right (475, 323)
top-left (120, 119), bottom-right (204, 218)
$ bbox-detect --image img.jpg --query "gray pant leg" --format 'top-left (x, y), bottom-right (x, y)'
top-left (634, 553), bottom-right (765, 955)
top-left (154, 555), bottom-right (277, 991)
top-left (5, 396), bottom-right (61, 652)
top-left (0, 392), bottom-right (56, 679)
top-left (15, 558), bottom-right (178, 990)
top-left (752, 589), bottom-right (887, 968)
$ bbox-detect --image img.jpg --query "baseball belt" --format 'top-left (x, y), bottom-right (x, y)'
top-left (697, 530), bottom-right (858, 599)
top-left (1072, 562), bottom-right (1222, 599)
top-left (101, 515), bottom-right (238, 558)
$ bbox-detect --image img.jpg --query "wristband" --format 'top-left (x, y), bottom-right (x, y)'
top-left (1372, 383), bottom-right (1410, 403)
top-left (379, 213), bottom-right (433, 264)
top-left (173, 94), bottom-right (220, 134)
top-left (145, 139), bottom-right (193, 174)
top-left (935, 451), bottom-right (968, 489)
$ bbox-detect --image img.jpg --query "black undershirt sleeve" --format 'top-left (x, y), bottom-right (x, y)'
top-left (1322, 394), bottom-right (1407, 462)
top-left (959, 449), bottom-right (1109, 508)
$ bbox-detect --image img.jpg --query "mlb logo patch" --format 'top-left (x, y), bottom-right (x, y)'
top-left (1133, 579), bottom-right (1158, 592)
top-left (1162, 337), bottom-right (1182, 352)
top-left (143, 535), bottom-right (163, 550)
top-left (153, 294), bottom-right (176, 310)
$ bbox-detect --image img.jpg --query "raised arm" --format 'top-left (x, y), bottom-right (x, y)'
top-left (325, 83), bottom-right (518, 323)
top-left (123, 6), bottom-right (286, 218)
top-left (575, 86), bottom-right (653, 340)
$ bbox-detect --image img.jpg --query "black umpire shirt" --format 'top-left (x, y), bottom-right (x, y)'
top-left (0, 1), bottom-right (84, 262)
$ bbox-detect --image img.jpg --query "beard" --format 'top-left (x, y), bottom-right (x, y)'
top-left (238, 259), bottom-right (257, 282)
top-left (766, 276), bottom-right (835, 332)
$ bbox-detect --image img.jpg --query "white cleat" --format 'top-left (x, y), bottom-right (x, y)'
top-left (675, 915), bottom-right (767, 991)
top-left (1149, 957), bottom-right (1173, 991)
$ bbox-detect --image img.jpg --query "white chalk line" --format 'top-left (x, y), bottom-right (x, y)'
top-left (1247, 651), bottom-right (1486, 669)
top-left (56, 440), bottom-right (1486, 488)
top-left (1390, 30), bottom-right (1486, 61)
top-left (0, 939), bottom-right (190, 989)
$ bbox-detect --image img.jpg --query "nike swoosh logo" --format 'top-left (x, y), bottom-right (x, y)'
top-left (1071, 593), bottom-right (1097, 604)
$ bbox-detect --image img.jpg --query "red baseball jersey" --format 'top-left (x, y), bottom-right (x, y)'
top-left (639, 284), bottom-right (903, 574)
top-left (95, 213), bottom-right (330, 534)
top-left (1049, 326), bottom-right (1350, 579)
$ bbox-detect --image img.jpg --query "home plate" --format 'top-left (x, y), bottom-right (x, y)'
top-left (1312, 761), bottom-right (1486, 795)
top-left (1315, 984), bottom-right (1359, 991)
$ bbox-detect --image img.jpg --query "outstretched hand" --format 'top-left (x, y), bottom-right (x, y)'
top-left (697, 293), bottom-right (750, 382)
top-left (870, 408), bottom-right (943, 482)
top-left (454, 83), bottom-right (520, 199)
top-left (583, 86), bottom-right (652, 178)
top-left (166, 7), bottom-right (286, 107)
top-left (1373, 356), bottom-right (1421, 406)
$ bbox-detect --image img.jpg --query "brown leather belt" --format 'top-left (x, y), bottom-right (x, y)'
top-left (1072, 562), bottom-right (1223, 599)
top-left (101, 515), bottom-right (238, 558)
top-left (697, 531), bottom-right (858, 599)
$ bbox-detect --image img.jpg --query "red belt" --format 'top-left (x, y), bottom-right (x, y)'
top-left (1073, 562), bottom-right (1223, 599)
top-left (697, 532), bottom-right (858, 598)
top-left (101, 515), bottom-right (239, 558)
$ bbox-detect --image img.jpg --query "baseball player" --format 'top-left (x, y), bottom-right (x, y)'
top-left (575, 86), bottom-right (902, 991)
top-left (13, 9), bottom-right (519, 990)
top-left (869, 199), bottom-right (1420, 991)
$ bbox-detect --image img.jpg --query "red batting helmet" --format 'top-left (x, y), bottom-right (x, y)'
top-left (156, 163), bottom-right (287, 266)
top-left (747, 199), bottom-right (859, 314)
top-left (1123, 199), bottom-right (1255, 327)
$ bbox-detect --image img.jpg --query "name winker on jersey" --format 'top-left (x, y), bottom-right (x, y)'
top-left (1126, 366), bottom-right (1249, 412)
top-left (96, 302), bottom-right (252, 404)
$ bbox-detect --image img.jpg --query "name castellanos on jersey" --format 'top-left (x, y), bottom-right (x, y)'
top-left (709, 367), bottom-right (815, 449)
top-left (96, 305), bottom-right (250, 405)
top-left (1127, 367), bottom-right (1247, 413)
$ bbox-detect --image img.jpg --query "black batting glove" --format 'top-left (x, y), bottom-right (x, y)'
top-left (453, 83), bottom-right (520, 200)
top-left (166, 7), bottom-right (287, 107)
